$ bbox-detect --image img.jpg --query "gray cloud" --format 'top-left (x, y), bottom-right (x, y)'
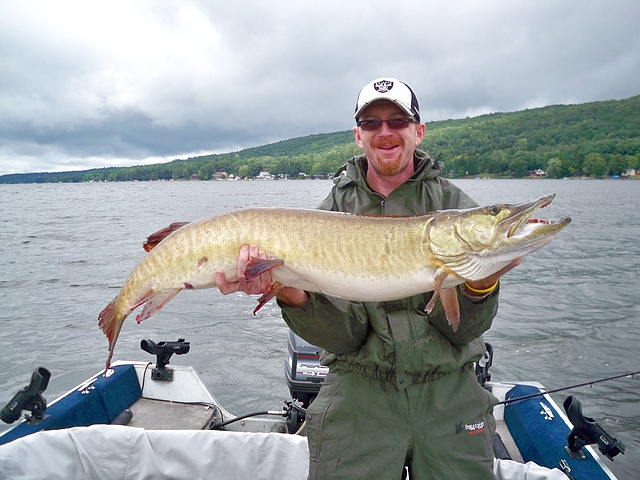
top-left (1, 0), bottom-right (638, 174)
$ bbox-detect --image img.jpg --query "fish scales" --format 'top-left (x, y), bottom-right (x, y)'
top-left (179, 209), bottom-right (430, 281)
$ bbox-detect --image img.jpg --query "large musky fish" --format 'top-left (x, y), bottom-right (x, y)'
top-left (99, 194), bottom-right (570, 369)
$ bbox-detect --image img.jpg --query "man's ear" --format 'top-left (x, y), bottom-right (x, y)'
top-left (353, 126), bottom-right (364, 148)
top-left (415, 123), bottom-right (426, 146)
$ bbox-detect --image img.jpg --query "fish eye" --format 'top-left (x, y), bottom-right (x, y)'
top-left (488, 205), bottom-right (501, 215)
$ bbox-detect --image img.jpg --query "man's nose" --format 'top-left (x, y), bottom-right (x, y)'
top-left (377, 120), bottom-right (394, 135)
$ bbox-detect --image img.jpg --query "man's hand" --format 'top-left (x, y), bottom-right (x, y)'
top-left (464, 258), bottom-right (522, 295)
top-left (216, 244), bottom-right (272, 295)
top-left (215, 244), bottom-right (309, 307)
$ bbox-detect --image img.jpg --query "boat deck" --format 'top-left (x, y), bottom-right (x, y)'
top-left (127, 398), bottom-right (216, 430)
top-left (495, 420), bottom-right (523, 462)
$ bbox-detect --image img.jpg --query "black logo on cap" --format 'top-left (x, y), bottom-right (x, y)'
top-left (374, 80), bottom-right (394, 93)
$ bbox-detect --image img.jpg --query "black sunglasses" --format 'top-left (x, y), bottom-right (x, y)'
top-left (356, 117), bottom-right (419, 131)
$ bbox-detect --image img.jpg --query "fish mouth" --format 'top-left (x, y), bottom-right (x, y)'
top-left (502, 194), bottom-right (570, 238)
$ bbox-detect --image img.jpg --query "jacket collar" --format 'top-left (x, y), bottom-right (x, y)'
top-left (333, 149), bottom-right (443, 190)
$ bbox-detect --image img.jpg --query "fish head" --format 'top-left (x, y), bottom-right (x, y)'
top-left (422, 194), bottom-right (571, 281)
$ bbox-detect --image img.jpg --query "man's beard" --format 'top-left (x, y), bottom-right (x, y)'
top-left (371, 140), bottom-right (405, 176)
top-left (376, 155), bottom-right (403, 176)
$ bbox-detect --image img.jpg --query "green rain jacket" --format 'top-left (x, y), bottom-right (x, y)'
top-left (281, 150), bottom-right (499, 390)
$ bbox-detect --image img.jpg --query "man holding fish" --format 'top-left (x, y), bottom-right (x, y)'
top-left (216, 78), bottom-right (521, 479)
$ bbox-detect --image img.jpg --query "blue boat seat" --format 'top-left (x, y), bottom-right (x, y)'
top-left (504, 384), bottom-right (613, 479)
top-left (0, 364), bottom-right (141, 445)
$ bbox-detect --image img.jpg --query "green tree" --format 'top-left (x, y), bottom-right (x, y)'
top-left (198, 163), bottom-right (215, 180)
top-left (310, 158), bottom-right (334, 177)
top-left (546, 158), bottom-right (564, 179)
top-left (607, 154), bottom-right (628, 176)
top-left (513, 137), bottom-right (529, 151)
top-left (583, 153), bottom-right (607, 177)
top-left (508, 158), bottom-right (528, 178)
top-left (449, 155), bottom-right (469, 177)
top-left (487, 150), bottom-right (508, 175)
top-left (237, 165), bottom-right (250, 178)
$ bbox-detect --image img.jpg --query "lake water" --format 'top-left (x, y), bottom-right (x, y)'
top-left (0, 178), bottom-right (639, 478)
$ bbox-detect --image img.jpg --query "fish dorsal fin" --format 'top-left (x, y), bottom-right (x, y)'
top-left (143, 222), bottom-right (189, 252)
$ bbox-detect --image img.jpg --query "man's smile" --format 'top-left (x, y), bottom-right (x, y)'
top-left (373, 141), bottom-right (402, 151)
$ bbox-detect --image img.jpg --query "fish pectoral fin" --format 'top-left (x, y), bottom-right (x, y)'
top-left (135, 288), bottom-right (181, 324)
top-left (244, 256), bottom-right (285, 281)
top-left (424, 269), bottom-right (448, 314)
top-left (254, 282), bottom-right (284, 315)
top-left (440, 287), bottom-right (461, 332)
top-left (143, 222), bottom-right (190, 252)
top-left (423, 270), bottom-right (461, 332)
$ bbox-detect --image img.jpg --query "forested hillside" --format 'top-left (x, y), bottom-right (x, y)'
top-left (1, 95), bottom-right (638, 183)
top-left (424, 94), bottom-right (639, 178)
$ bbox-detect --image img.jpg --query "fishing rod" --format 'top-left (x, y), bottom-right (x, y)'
top-left (497, 369), bottom-right (640, 406)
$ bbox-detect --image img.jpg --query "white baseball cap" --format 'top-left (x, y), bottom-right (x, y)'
top-left (354, 78), bottom-right (420, 121)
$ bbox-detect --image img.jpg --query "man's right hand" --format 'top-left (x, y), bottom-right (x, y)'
top-left (215, 244), bottom-right (309, 307)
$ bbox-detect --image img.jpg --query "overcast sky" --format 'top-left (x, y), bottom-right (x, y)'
top-left (1, 1), bottom-right (638, 175)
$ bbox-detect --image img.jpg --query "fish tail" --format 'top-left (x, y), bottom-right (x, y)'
top-left (98, 297), bottom-right (121, 370)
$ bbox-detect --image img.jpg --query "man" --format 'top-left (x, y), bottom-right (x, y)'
top-left (216, 78), bottom-right (520, 479)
